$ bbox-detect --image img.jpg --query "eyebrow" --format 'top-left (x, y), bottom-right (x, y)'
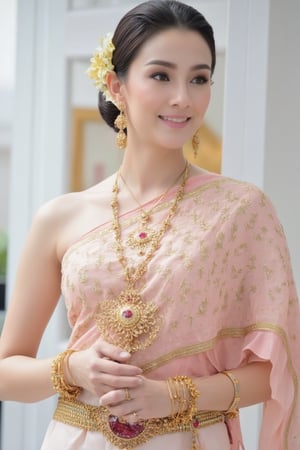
top-left (145, 60), bottom-right (211, 71)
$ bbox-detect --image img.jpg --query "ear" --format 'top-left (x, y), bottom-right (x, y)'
top-left (106, 71), bottom-right (124, 106)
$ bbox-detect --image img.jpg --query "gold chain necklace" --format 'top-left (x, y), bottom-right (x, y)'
top-left (94, 162), bottom-right (190, 352)
top-left (119, 165), bottom-right (187, 255)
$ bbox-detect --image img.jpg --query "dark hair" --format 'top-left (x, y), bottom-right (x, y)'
top-left (98, 0), bottom-right (216, 131)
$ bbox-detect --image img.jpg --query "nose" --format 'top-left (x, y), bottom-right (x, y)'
top-left (170, 82), bottom-right (191, 108)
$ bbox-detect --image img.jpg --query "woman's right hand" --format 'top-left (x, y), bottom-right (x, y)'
top-left (66, 339), bottom-right (143, 397)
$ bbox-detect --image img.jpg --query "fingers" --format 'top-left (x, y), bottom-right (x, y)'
top-left (105, 401), bottom-right (142, 423)
top-left (87, 357), bottom-right (143, 396)
top-left (69, 340), bottom-right (143, 398)
top-left (100, 387), bottom-right (142, 419)
top-left (99, 373), bottom-right (143, 391)
top-left (100, 383), bottom-right (139, 407)
top-left (102, 378), bottom-right (170, 422)
top-left (97, 357), bottom-right (143, 377)
top-left (93, 339), bottom-right (132, 364)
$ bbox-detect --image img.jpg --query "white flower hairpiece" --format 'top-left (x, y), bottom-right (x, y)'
top-left (86, 32), bottom-right (115, 103)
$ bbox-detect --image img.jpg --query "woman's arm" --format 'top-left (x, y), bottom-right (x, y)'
top-left (0, 202), bottom-right (63, 401)
top-left (99, 360), bottom-right (272, 420)
top-left (195, 360), bottom-right (272, 411)
top-left (0, 200), bottom-right (143, 403)
top-left (0, 347), bottom-right (143, 403)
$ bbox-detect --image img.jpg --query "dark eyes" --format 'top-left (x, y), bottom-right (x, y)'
top-left (191, 76), bottom-right (210, 85)
top-left (151, 72), bottom-right (210, 85)
top-left (151, 72), bottom-right (169, 82)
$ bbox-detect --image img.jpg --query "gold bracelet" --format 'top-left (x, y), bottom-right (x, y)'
top-left (178, 378), bottom-right (187, 415)
top-left (221, 370), bottom-right (240, 415)
top-left (166, 376), bottom-right (200, 450)
top-left (51, 350), bottom-right (82, 400)
top-left (64, 349), bottom-right (77, 386)
top-left (166, 378), bottom-right (176, 416)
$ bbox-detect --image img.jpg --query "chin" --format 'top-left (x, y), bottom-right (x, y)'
top-left (154, 136), bottom-right (188, 152)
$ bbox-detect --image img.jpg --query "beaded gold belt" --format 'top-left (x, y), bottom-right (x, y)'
top-left (54, 397), bottom-right (232, 449)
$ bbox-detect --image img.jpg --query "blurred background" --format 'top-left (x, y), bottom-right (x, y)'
top-left (0, 0), bottom-right (299, 449)
top-left (0, 0), bottom-right (16, 316)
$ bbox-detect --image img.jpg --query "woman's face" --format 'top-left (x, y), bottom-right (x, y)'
top-left (119, 27), bottom-right (213, 151)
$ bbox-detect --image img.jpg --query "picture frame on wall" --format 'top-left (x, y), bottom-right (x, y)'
top-left (70, 108), bottom-right (123, 192)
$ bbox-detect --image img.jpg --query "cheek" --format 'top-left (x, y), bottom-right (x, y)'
top-left (197, 89), bottom-right (211, 114)
top-left (124, 85), bottom-right (157, 129)
top-left (125, 78), bottom-right (162, 108)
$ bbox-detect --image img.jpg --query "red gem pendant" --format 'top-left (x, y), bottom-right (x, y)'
top-left (122, 309), bottom-right (133, 319)
top-left (138, 232), bottom-right (147, 239)
top-left (109, 415), bottom-right (144, 439)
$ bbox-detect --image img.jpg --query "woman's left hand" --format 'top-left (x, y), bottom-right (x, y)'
top-left (99, 376), bottom-right (170, 422)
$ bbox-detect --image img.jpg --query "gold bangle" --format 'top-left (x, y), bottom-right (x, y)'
top-left (221, 370), bottom-right (240, 414)
top-left (51, 350), bottom-right (82, 400)
top-left (166, 376), bottom-right (200, 450)
top-left (64, 349), bottom-right (77, 386)
top-left (166, 378), bottom-right (176, 416)
top-left (166, 376), bottom-right (200, 419)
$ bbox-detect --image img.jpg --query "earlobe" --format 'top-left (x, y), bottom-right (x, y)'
top-left (106, 71), bottom-right (123, 105)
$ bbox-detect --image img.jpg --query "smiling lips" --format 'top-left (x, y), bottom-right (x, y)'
top-left (159, 115), bottom-right (191, 128)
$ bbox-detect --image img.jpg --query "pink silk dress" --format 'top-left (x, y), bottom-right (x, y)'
top-left (41, 173), bottom-right (300, 450)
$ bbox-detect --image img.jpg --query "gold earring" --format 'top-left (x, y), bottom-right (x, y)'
top-left (114, 106), bottom-right (127, 149)
top-left (192, 129), bottom-right (201, 159)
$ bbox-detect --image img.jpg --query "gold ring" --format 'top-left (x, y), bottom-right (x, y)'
top-left (124, 388), bottom-right (131, 401)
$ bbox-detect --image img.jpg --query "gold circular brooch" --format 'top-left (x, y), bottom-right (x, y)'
top-left (95, 288), bottom-right (161, 352)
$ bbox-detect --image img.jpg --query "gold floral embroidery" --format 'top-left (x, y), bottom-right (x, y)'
top-left (246, 213), bottom-right (258, 229)
top-left (246, 256), bottom-right (256, 271)
top-left (199, 241), bottom-right (209, 260)
top-left (231, 265), bottom-right (242, 279)
top-left (215, 232), bottom-right (225, 249)
top-left (235, 285), bottom-right (245, 302)
top-left (229, 223), bottom-right (238, 241)
top-left (78, 268), bottom-right (88, 284)
top-left (196, 299), bottom-right (208, 315)
top-left (233, 243), bottom-right (248, 257)
top-left (60, 177), bottom-right (298, 450)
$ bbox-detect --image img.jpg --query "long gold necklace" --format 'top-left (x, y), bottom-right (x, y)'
top-left (119, 165), bottom-right (187, 255)
top-left (94, 162), bottom-right (190, 353)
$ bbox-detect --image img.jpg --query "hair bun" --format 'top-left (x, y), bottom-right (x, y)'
top-left (98, 91), bottom-right (120, 131)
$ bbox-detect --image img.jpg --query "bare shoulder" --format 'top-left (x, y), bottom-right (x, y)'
top-left (32, 174), bottom-right (116, 260)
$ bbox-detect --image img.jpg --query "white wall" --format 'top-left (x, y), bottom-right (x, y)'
top-left (0, 148), bottom-right (10, 229)
top-left (0, 1), bottom-right (17, 91)
top-left (0, 0), bottom-right (17, 231)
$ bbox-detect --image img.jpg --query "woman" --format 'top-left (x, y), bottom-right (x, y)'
top-left (0, 1), bottom-right (299, 449)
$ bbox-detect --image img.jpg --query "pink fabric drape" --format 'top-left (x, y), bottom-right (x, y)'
top-left (42, 173), bottom-right (300, 449)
